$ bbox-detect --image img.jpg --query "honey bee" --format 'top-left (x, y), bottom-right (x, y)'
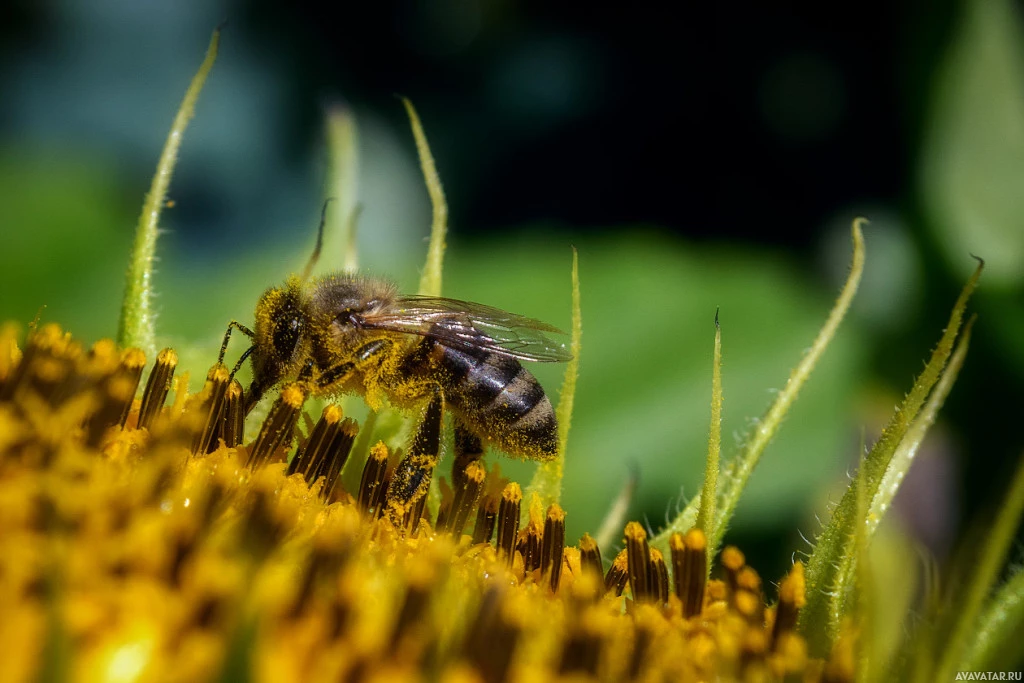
top-left (219, 210), bottom-right (570, 464)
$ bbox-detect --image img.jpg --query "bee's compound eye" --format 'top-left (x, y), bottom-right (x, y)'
top-left (272, 310), bottom-right (303, 360)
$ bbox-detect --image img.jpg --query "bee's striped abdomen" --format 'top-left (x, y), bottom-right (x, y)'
top-left (409, 339), bottom-right (557, 461)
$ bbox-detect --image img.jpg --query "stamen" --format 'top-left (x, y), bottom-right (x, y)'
top-left (357, 441), bottom-right (390, 515)
top-left (322, 418), bottom-right (359, 503)
top-left (495, 483), bottom-right (522, 567)
top-left (246, 383), bottom-right (306, 468)
top-left (772, 561), bottom-right (805, 648)
top-left (706, 579), bottom-right (727, 605)
top-left (221, 379), bottom-right (245, 448)
top-left (288, 404), bottom-right (342, 479)
top-left (442, 459), bottom-right (486, 536)
top-left (389, 563), bottom-right (435, 655)
top-left (240, 479), bottom-right (287, 563)
top-left (579, 533), bottom-right (603, 582)
top-left (557, 631), bottom-right (601, 676)
top-left (517, 510), bottom-right (543, 574)
top-left (740, 630), bottom-right (769, 673)
top-left (191, 364), bottom-right (230, 455)
top-left (3, 324), bottom-right (73, 404)
top-left (540, 504), bottom-right (566, 591)
top-left (0, 324), bottom-right (22, 398)
top-left (670, 528), bottom-right (707, 618)
top-left (648, 548), bottom-right (669, 605)
top-left (736, 566), bottom-right (764, 624)
top-left (115, 348), bottom-right (147, 427)
top-left (627, 611), bottom-right (657, 679)
top-left (462, 588), bottom-right (522, 683)
top-left (83, 345), bottom-right (146, 447)
top-left (434, 478), bottom-right (452, 530)
top-left (471, 494), bottom-right (498, 545)
top-left (138, 348), bottom-right (177, 430)
top-left (721, 545), bottom-right (746, 604)
top-left (624, 521), bottom-right (652, 603)
top-left (372, 451), bottom-right (397, 521)
top-left (735, 587), bottom-right (763, 625)
top-left (84, 373), bottom-right (137, 448)
top-left (772, 632), bottom-right (809, 677)
top-left (557, 608), bottom-right (609, 676)
top-left (604, 550), bottom-right (629, 597)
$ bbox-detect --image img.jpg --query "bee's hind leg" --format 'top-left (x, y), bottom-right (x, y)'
top-left (452, 420), bottom-right (484, 491)
top-left (384, 391), bottom-right (443, 534)
top-left (435, 420), bottom-right (487, 535)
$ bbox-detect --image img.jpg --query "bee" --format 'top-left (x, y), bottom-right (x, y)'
top-left (219, 208), bottom-right (570, 465)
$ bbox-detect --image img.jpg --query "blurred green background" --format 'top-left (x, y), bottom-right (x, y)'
top-left (1, 0), bottom-right (1022, 580)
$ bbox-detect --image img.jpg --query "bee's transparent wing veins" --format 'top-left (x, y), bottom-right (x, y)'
top-left (358, 295), bottom-right (571, 362)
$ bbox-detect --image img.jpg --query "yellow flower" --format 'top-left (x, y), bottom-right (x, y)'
top-left (0, 325), bottom-right (839, 682)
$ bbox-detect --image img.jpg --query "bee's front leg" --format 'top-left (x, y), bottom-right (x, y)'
top-left (384, 390), bottom-right (442, 534)
top-left (218, 320), bottom-right (254, 364)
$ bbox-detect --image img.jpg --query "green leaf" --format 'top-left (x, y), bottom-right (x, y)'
top-left (961, 565), bottom-right (1024, 672)
top-left (402, 98), bottom-right (448, 298)
top-left (117, 28), bottom-right (220, 357)
top-left (868, 317), bottom-right (975, 538)
top-left (935, 455), bottom-right (1024, 679)
top-left (695, 310), bottom-right (722, 546)
top-left (800, 260), bottom-right (981, 657)
top-left (652, 219), bottom-right (865, 557)
top-left (526, 248), bottom-right (581, 510)
top-left (323, 103), bottom-right (361, 275)
top-left (920, 0), bottom-right (1024, 287)
top-left (0, 152), bottom-right (131, 339)
top-left (438, 231), bottom-right (866, 544)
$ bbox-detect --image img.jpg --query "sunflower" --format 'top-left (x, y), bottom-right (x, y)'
top-left (1, 29), bottom-right (1021, 683)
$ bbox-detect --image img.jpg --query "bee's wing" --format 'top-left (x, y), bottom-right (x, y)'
top-left (357, 295), bottom-right (571, 362)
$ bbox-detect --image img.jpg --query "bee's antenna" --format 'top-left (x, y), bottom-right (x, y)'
top-left (300, 198), bottom-right (335, 282)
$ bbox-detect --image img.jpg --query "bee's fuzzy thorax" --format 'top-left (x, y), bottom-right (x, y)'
top-left (306, 272), bottom-right (399, 317)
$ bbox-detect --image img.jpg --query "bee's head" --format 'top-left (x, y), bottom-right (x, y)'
top-left (248, 278), bottom-right (308, 409)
